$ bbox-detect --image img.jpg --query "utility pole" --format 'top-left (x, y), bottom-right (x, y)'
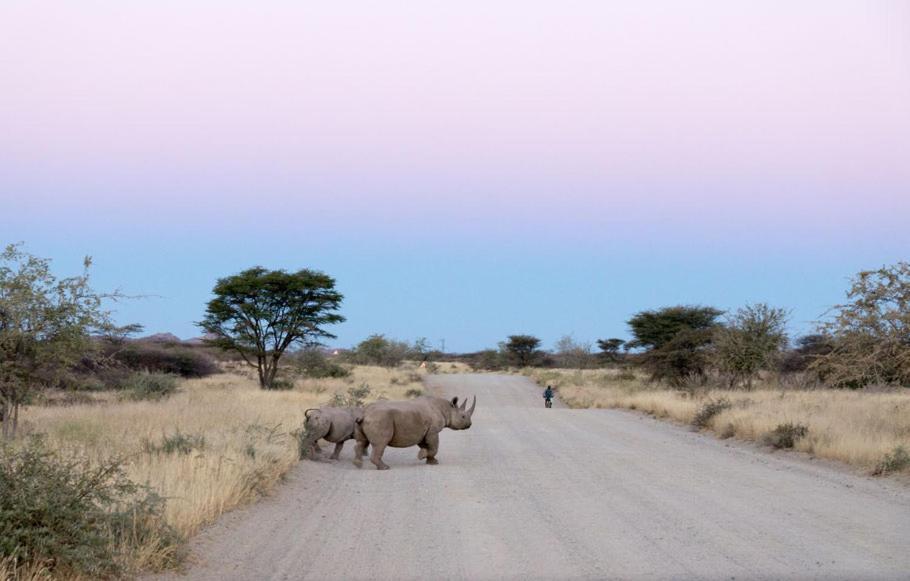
top-left (440, 338), bottom-right (446, 354)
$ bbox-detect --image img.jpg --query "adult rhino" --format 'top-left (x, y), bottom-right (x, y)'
top-left (300, 407), bottom-right (366, 460)
top-left (353, 395), bottom-right (475, 470)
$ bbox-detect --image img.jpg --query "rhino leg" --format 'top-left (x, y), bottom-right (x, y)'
top-left (352, 423), bottom-right (368, 467)
top-left (423, 432), bottom-right (440, 465)
top-left (330, 441), bottom-right (344, 460)
top-left (370, 442), bottom-right (390, 470)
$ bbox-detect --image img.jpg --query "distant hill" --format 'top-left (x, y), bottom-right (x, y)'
top-left (140, 333), bottom-right (183, 343)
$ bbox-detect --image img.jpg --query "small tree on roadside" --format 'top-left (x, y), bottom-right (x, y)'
top-left (1, 244), bottom-right (120, 438)
top-left (713, 303), bottom-right (789, 389)
top-left (349, 334), bottom-right (410, 367)
top-left (502, 335), bottom-right (542, 367)
top-left (554, 335), bottom-right (594, 368)
top-left (199, 267), bottom-right (344, 389)
top-left (628, 305), bottom-right (723, 385)
top-left (596, 338), bottom-right (626, 363)
top-left (814, 262), bottom-right (910, 388)
top-left (779, 334), bottom-right (834, 374)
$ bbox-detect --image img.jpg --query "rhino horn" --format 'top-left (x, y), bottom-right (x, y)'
top-left (459, 397), bottom-right (468, 410)
top-left (467, 396), bottom-right (476, 416)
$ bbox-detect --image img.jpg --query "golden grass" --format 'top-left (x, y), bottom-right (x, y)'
top-left (525, 368), bottom-right (910, 474)
top-left (16, 363), bottom-right (431, 574)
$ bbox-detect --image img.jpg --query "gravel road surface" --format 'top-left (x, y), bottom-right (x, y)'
top-left (151, 374), bottom-right (910, 581)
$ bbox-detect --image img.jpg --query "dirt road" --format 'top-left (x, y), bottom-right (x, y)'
top-left (154, 374), bottom-right (910, 580)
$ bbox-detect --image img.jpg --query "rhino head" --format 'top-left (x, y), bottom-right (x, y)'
top-left (447, 396), bottom-right (476, 430)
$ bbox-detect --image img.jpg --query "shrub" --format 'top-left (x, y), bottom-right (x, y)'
top-left (872, 446), bottom-right (910, 476)
top-left (779, 335), bottom-right (834, 374)
top-left (405, 388), bottom-right (423, 398)
top-left (124, 372), bottom-right (179, 401)
top-left (762, 423), bottom-right (809, 449)
top-left (109, 341), bottom-right (218, 378)
top-left (0, 438), bottom-right (182, 578)
top-left (644, 328), bottom-right (716, 387)
top-left (347, 335), bottom-right (410, 367)
top-left (691, 398), bottom-right (732, 429)
top-left (467, 349), bottom-right (506, 371)
top-left (288, 349), bottom-right (350, 379)
top-left (330, 384), bottom-right (371, 407)
top-left (143, 431), bottom-right (206, 455)
top-left (713, 304), bottom-right (789, 389)
top-left (268, 378), bottom-right (295, 391)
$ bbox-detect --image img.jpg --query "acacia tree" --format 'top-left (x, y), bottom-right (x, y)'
top-left (503, 335), bottom-right (542, 367)
top-left (713, 303), bottom-right (788, 389)
top-left (814, 262), bottom-right (910, 388)
top-left (596, 338), bottom-right (626, 363)
top-left (627, 305), bottom-right (722, 385)
top-left (1, 244), bottom-right (117, 438)
top-left (199, 267), bottom-right (344, 389)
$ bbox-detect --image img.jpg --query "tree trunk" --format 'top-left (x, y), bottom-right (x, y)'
top-left (1, 398), bottom-right (16, 440)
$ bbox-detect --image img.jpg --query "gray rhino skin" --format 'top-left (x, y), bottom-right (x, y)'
top-left (301, 407), bottom-right (366, 460)
top-left (353, 395), bottom-right (475, 470)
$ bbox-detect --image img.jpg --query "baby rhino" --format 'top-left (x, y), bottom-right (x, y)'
top-left (300, 407), bottom-right (365, 460)
top-left (353, 395), bottom-right (475, 470)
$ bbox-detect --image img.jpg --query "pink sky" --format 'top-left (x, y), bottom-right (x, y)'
top-left (1, 1), bottom-right (909, 347)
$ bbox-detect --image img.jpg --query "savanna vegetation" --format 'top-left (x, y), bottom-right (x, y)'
top-left (521, 261), bottom-right (910, 478)
top-left (2, 242), bottom-right (908, 578)
top-left (0, 245), bottom-right (470, 579)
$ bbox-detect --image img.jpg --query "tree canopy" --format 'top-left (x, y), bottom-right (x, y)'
top-left (815, 262), bottom-right (910, 388)
top-left (627, 305), bottom-right (723, 350)
top-left (503, 335), bottom-right (542, 367)
top-left (1, 244), bottom-right (118, 437)
top-left (199, 267), bottom-right (344, 389)
top-left (713, 303), bottom-right (788, 388)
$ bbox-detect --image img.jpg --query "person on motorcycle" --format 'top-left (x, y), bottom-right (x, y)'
top-left (543, 385), bottom-right (554, 407)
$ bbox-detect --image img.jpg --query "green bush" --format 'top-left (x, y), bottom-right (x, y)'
top-left (0, 438), bottom-right (182, 578)
top-left (762, 423), bottom-right (809, 449)
top-left (405, 388), bottom-right (424, 398)
top-left (691, 398), bottom-right (731, 429)
top-left (872, 446), bottom-right (910, 476)
top-left (289, 349), bottom-right (351, 378)
top-left (347, 335), bottom-right (410, 367)
top-left (124, 372), bottom-right (179, 401)
top-left (108, 341), bottom-right (218, 378)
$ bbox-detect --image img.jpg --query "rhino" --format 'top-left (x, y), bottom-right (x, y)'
top-left (353, 395), bottom-right (475, 470)
top-left (300, 407), bottom-right (366, 460)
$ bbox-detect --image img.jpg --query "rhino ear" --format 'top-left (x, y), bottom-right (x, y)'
top-left (451, 396), bottom-right (459, 408)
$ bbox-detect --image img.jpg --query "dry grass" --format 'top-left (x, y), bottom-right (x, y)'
top-left (15, 363), bottom-right (430, 575)
top-left (0, 557), bottom-right (53, 581)
top-left (524, 368), bottom-right (910, 475)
